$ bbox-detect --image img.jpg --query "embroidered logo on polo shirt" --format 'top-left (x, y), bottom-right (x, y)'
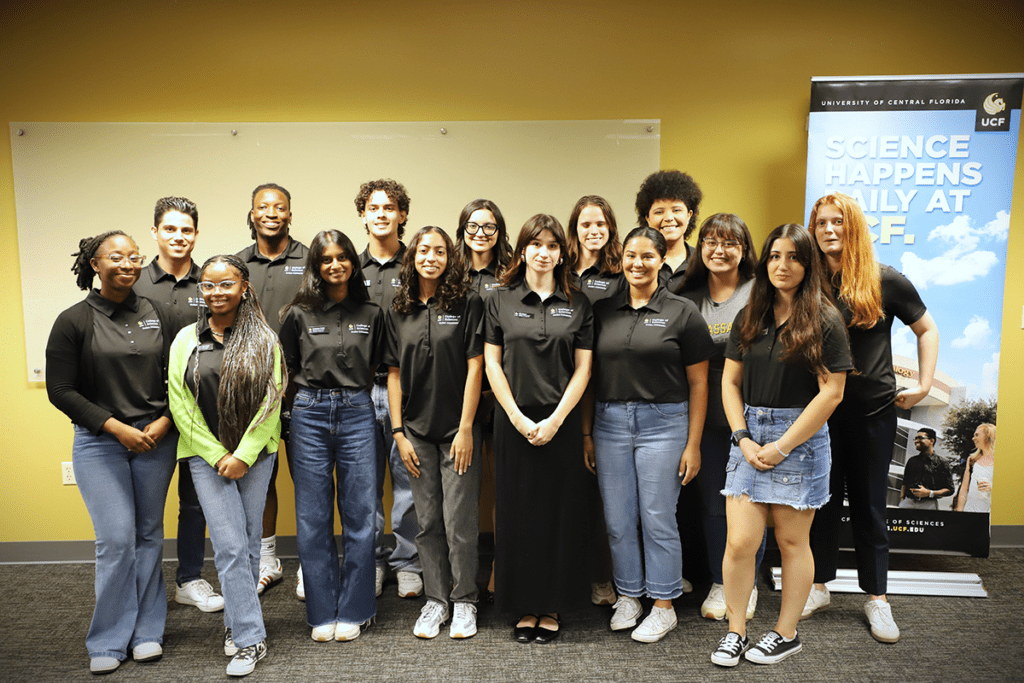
top-left (138, 319), bottom-right (161, 330)
top-left (364, 279), bottom-right (372, 287)
top-left (437, 314), bottom-right (461, 326)
top-left (585, 278), bottom-right (610, 291)
top-left (550, 307), bottom-right (574, 318)
top-left (644, 317), bottom-right (669, 328)
top-left (307, 326), bottom-right (328, 335)
top-left (197, 343), bottom-right (215, 352)
top-left (285, 266), bottom-right (304, 276)
top-left (348, 323), bottom-right (372, 335)
top-left (484, 282), bottom-right (500, 291)
top-left (389, 277), bottom-right (401, 288)
top-left (514, 311), bottom-right (534, 319)
top-left (187, 296), bottom-right (207, 308)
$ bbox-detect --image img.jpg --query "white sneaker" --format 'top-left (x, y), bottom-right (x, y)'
top-left (176, 578), bottom-right (225, 612)
top-left (296, 565), bottom-right (305, 601)
top-left (701, 583), bottom-right (726, 620)
top-left (375, 564), bottom-right (385, 597)
top-left (800, 585), bottom-right (831, 619)
top-left (682, 577), bottom-right (694, 594)
top-left (864, 598), bottom-right (900, 643)
top-left (413, 600), bottom-right (449, 639)
top-left (335, 619), bottom-right (371, 642)
top-left (591, 581), bottom-right (616, 606)
top-left (449, 602), bottom-right (477, 639)
top-left (226, 640), bottom-right (267, 677)
top-left (631, 605), bottom-right (678, 643)
top-left (132, 642), bottom-right (162, 662)
top-left (609, 595), bottom-right (643, 631)
top-left (746, 585), bottom-right (758, 621)
top-left (256, 557), bottom-right (283, 596)
top-left (311, 622), bottom-right (335, 642)
top-left (397, 570), bottom-right (424, 598)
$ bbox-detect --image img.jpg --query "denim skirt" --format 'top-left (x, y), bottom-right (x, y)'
top-left (722, 405), bottom-right (831, 510)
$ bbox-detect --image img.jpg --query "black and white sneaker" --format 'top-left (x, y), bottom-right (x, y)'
top-left (711, 631), bottom-right (750, 667)
top-left (223, 628), bottom-right (238, 656)
top-left (745, 630), bottom-right (802, 664)
top-left (226, 640), bottom-right (268, 677)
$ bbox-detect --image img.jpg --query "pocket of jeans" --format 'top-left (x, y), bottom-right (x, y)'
top-left (771, 470), bottom-right (802, 487)
top-left (293, 393), bottom-right (316, 410)
top-left (650, 401), bottom-right (688, 418)
top-left (347, 390), bottom-right (372, 409)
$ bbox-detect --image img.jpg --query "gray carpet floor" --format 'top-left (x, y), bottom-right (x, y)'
top-left (2, 549), bottom-right (1022, 682)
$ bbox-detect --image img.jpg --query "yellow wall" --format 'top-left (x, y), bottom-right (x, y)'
top-left (2, 0), bottom-right (1022, 543)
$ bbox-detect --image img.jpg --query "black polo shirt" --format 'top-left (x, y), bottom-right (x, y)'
top-left (383, 293), bottom-right (484, 442)
top-left (89, 290), bottom-right (167, 422)
top-left (657, 242), bottom-right (695, 293)
top-left (279, 298), bottom-right (385, 390)
top-left (236, 237), bottom-right (309, 335)
top-left (132, 259), bottom-right (205, 337)
top-left (836, 264), bottom-right (927, 416)
top-left (185, 315), bottom-right (229, 439)
top-left (592, 287), bottom-right (716, 403)
top-left (725, 305), bottom-right (854, 408)
top-left (573, 266), bottom-right (625, 305)
top-left (469, 261), bottom-right (502, 302)
top-left (360, 243), bottom-right (406, 313)
top-left (485, 280), bottom-right (593, 408)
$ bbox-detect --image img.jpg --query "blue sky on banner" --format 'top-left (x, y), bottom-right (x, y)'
top-left (806, 109), bottom-right (1020, 401)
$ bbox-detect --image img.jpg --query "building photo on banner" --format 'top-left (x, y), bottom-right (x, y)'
top-left (804, 74), bottom-right (1023, 566)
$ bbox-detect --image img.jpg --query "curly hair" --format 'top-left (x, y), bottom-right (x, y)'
top-left (195, 254), bottom-right (286, 453)
top-left (501, 214), bottom-right (578, 303)
top-left (71, 231), bottom-right (130, 291)
top-left (282, 230), bottom-right (368, 321)
top-left (566, 195), bottom-right (622, 275)
top-left (635, 170), bottom-right (703, 240)
top-left (393, 226), bottom-right (469, 314)
top-left (455, 198), bottom-right (513, 277)
top-left (676, 213), bottom-right (758, 294)
top-left (355, 179), bottom-right (410, 239)
top-left (154, 196), bottom-right (198, 229)
top-left (738, 224), bottom-right (837, 376)
top-left (246, 183), bottom-right (291, 240)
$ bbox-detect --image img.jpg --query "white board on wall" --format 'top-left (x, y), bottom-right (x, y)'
top-left (10, 120), bottom-right (660, 381)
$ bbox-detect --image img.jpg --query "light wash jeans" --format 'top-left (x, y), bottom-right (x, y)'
top-left (593, 401), bottom-right (688, 600)
top-left (189, 450), bottom-right (276, 649)
top-left (72, 421), bottom-right (177, 660)
top-left (371, 382), bottom-right (421, 573)
top-left (175, 460), bottom-right (208, 585)
top-left (289, 387), bottom-right (377, 627)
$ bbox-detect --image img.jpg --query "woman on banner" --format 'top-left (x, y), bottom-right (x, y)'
top-left (955, 423), bottom-right (996, 513)
top-left (711, 224), bottom-right (852, 666)
top-left (46, 232), bottom-right (177, 675)
top-left (485, 214), bottom-right (593, 644)
top-left (805, 193), bottom-right (938, 644)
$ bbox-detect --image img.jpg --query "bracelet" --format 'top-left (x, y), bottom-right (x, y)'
top-left (774, 441), bottom-right (790, 458)
top-left (583, 433), bottom-right (593, 437)
top-left (391, 426), bottom-right (405, 435)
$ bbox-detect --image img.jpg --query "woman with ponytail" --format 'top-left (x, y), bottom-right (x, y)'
top-left (46, 232), bottom-right (177, 674)
top-left (168, 255), bottom-right (284, 678)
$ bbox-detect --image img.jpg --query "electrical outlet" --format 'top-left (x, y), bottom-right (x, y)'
top-left (62, 462), bottom-right (76, 486)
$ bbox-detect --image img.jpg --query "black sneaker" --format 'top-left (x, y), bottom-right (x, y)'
top-left (745, 630), bottom-right (802, 664)
top-left (226, 640), bottom-right (267, 677)
top-left (711, 631), bottom-right (750, 667)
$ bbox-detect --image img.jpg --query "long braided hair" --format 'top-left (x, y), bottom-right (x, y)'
top-left (71, 231), bottom-right (128, 290)
top-left (194, 254), bottom-right (286, 452)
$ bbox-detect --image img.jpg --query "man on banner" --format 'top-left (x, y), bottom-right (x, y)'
top-left (899, 428), bottom-right (954, 510)
top-left (803, 192), bottom-right (939, 644)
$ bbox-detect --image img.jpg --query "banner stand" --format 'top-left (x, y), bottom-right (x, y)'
top-left (770, 567), bottom-right (987, 598)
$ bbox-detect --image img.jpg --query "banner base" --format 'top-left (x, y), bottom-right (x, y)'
top-left (770, 567), bottom-right (987, 597)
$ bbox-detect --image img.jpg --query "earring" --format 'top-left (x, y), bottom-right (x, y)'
top-left (242, 292), bottom-right (248, 299)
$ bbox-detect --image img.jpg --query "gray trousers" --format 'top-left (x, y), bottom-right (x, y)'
top-left (405, 427), bottom-right (482, 604)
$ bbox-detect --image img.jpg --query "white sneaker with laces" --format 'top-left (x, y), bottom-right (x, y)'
top-left (397, 570), bottom-right (424, 598)
top-left (132, 642), bottom-right (162, 662)
top-left (864, 598), bottom-right (900, 643)
top-left (335, 619), bottom-right (372, 642)
top-left (413, 601), bottom-right (449, 639)
top-left (226, 640), bottom-right (267, 677)
top-left (449, 602), bottom-right (477, 639)
top-left (311, 622), bottom-right (335, 642)
top-left (701, 583), bottom-right (726, 620)
top-left (682, 576), bottom-right (694, 594)
top-left (296, 565), bottom-right (305, 601)
top-left (375, 564), bottom-right (385, 597)
top-left (609, 595), bottom-right (643, 631)
top-left (800, 584), bottom-right (830, 619)
top-left (631, 605), bottom-right (678, 643)
top-left (256, 557), bottom-right (283, 596)
top-left (176, 578), bottom-right (225, 612)
top-left (591, 581), bottom-right (616, 606)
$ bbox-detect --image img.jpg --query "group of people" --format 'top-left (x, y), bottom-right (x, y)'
top-left (47, 170), bottom-right (940, 676)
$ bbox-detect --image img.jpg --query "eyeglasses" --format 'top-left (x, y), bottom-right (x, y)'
top-left (101, 254), bottom-right (146, 266)
top-left (701, 238), bottom-right (741, 251)
top-left (199, 281), bottom-right (240, 293)
top-left (465, 222), bottom-right (498, 236)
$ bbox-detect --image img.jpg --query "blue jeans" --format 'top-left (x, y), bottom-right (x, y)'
top-left (189, 450), bottom-right (275, 649)
top-left (290, 387), bottom-right (377, 626)
top-left (593, 401), bottom-right (688, 600)
top-left (175, 460), bottom-right (208, 585)
top-left (72, 421), bottom-right (177, 660)
top-left (371, 382), bottom-right (420, 573)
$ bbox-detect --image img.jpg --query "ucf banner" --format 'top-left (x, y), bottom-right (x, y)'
top-left (804, 74), bottom-right (1023, 557)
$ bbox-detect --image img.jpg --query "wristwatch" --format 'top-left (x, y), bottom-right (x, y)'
top-left (731, 429), bottom-right (752, 446)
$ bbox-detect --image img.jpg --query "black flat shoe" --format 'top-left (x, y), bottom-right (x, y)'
top-left (513, 615), bottom-right (538, 643)
top-left (534, 614), bottom-right (561, 644)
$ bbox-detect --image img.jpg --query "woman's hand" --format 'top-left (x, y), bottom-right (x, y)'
top-left (678, 444), bottom-right (701, 485)
top-left (583, 435), bottom-right (596, 474)
top-left (977, 479), bottom-right (992, 493)
top-left (142, 416), bottom-right (172, 444)
top-left (753, 442), bottom-right (786, 470)
top-left (104, 418), bottom-right (156, 453)
top-left (451, 427), bottom-right (473, 475)
top-left (528, 415), bottom-right (562, 447)
top-left (216, 454), bottom-right (249, 480)
top-left (511, 412), bottom-right (539, 441)
top-left (739, 438), bottom-right (770, 471)
top-left (395, 433), bottom-right (421, 478)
